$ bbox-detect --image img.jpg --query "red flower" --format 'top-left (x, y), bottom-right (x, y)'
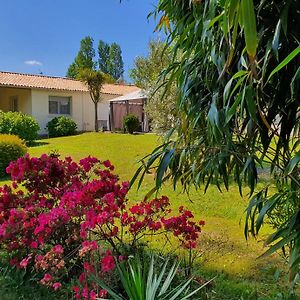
top-left (101, 253), bottom-right (115, 272)
top-left (103, 160), bottom-right (114, 170)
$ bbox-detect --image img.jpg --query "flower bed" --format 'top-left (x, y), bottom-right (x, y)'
top-left (0, 154), bottom-right (204, 298)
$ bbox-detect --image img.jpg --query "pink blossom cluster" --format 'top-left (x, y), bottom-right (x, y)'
top-left (0, 154), bottom-right (204, 298)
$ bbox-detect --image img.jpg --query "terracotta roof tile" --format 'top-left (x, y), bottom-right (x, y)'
top-left (0, 71), bottom-right (139, 95)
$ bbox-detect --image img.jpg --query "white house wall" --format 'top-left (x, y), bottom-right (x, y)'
top-left (31, 89), bottom-right (116, 134)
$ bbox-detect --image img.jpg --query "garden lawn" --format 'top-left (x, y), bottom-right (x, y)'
top-left (0, 132), bottom-right (294, 299)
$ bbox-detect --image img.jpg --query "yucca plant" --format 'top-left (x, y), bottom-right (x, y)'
top-left (94, 255), bottom-right (211, 300)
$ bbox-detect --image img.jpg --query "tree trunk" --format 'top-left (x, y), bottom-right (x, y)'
top-left (94, 102), bottom-right (99, 132)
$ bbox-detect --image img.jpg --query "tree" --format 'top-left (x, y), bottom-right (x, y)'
top-left (98, 40), bottom-right (111, 75)
top-left (67, 36), bottom-right (96, 78)
top-left (134, 0), bottom-right (300, 288)
top-left (130, 40), bottom-right (177, 133)
top-left (68, 37), bottom-right (124, 81)
top-left (109, 43), bottom-right (124, 81)
top-left (77, 69), bottom-right (106, 132)
top-left (98, 41), bottom-right (124, 81)
top-left (66, 62), bottom-right (77, 79)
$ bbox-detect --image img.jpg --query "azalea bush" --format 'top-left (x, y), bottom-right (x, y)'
top-left (0, 154), bottom-right (204, 298)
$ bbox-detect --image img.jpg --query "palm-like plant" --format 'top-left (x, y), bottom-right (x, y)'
top-left (77, 69), bottom-right (106, 132)
top-left (94, 255), bottom-right (211, 300)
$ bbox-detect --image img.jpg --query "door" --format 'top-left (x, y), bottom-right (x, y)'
top-left (9, 96), bottom-right (18, 112)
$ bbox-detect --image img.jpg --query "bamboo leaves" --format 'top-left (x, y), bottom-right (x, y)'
top-left (240, 0), bottom-right (257, 60)
top-left (135, 0), bottom-right (300, 285)
top-left (267, 46), bottom-right (300, 82)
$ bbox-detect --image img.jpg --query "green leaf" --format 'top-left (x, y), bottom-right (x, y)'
top-left (261, 231), bottom-right (298, 258)
top-left (207, 12), bottom-right (224, 29)
top-left (256, 194), bottom-right (280, 234)
top-left (280, 0), bottom-right (291, 36)
top-left (180, 277), bottom-right (216, 300)
top-left (267, 46), bottom-right (300, 82)
top-left (223, 70), bottom-right (248, 104)
top-left (227, 0), bottom-right (239, 27)
top-left (290, 66), bottom-right (300, 100)
top-left (271, 20), bottom-right (281, 60)
top-left (156, 149), bottom-right (174, 189)
top-left (241, 0), bottom-right (257, 58)
top-left (285, 151), bottom-right (300, 175)
top-left (225, 93), bottom-right (242, 124)
top-left (90, 274), bottom-right (124, 300)
top-left (245, 86), bottom-right (257, 121)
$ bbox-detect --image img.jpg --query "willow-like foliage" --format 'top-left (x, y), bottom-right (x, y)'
top-left (133, 0), bottom-right (300, 285)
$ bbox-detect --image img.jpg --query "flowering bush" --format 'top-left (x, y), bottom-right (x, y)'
top-left (0, 154), bottom-right (204, 298)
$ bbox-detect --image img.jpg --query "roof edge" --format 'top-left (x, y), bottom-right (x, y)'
top-left (0, 70), bottom-right (137, 88)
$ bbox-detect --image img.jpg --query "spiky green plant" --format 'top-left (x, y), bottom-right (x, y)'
top-left (94, 255), bottom-right (211, 300)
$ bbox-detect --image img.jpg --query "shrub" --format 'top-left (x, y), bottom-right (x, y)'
top-left (0, 154), bottom-right (204, 297)
top-left (123, 114), bottom-right (140, 134)
top-left (0, 134), bottom-right (27, 177)
top-left (46, 116), bottom-right (77, 138)
top-left (0, 112), bottom-right (40, 143)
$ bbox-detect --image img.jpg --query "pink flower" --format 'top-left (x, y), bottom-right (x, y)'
top-left (99, 289), bottom-right (108, 298)
top-left (53, 244), bottom-right (64, 254)
top-left (82, 286), bottom-right (89, 299)
top-left (43, 273), bottom-right (52, 282)
top-left (52, 282), bottom-right (62, 291)
top-left (30, 241), bottom-right (38, 249)
top-left (89, 290), bottom-right (97, 300)
top-left (118, 255), bottom-right (126, 261)
top-left (101, 253), bottom-right (115, 272)
top-left (20, 256), bottom-right (31, 268)
top-left (83, 262), bottom-right (95, 274)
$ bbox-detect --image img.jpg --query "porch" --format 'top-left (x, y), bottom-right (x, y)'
top-left (0, 86), bottom-right (32, 114)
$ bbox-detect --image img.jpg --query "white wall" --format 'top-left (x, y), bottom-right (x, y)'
top-left (31, 89), bottom-right (117, 134)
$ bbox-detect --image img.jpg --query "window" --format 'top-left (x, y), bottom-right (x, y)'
top-left (49, 96), bottom-right (71, 115)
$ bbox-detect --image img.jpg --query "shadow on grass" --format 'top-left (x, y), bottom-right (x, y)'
top-left (0, 176), bottom-right (10, 183)
top-left (28, 141), bottom-right (49, 148)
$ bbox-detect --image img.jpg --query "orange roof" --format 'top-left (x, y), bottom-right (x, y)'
top-left (0, 71), bottom-right (139, 95)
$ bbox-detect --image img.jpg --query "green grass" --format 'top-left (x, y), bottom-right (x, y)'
top-left (0, 132), bottom-right (298, 299)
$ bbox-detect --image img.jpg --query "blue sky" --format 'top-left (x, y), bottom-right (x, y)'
top-left (0, 0), bottom-right (160, 82)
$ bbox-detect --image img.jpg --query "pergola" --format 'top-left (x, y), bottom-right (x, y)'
top-left (109, 90), bottom-right (149, 132)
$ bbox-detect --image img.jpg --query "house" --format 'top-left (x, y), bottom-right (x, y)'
top-left (0, 71), bottom-right (140, 134)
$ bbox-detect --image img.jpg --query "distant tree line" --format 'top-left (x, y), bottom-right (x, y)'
top-left (67, 36), bottom-right (124, 82)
